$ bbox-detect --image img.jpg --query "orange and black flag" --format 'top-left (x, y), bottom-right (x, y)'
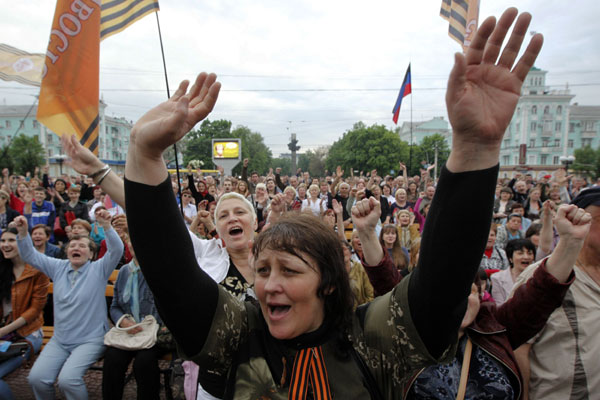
top-left (440, 0), bottom-right (480, 52)
top-left (37, 0), bottom-right (159, 155)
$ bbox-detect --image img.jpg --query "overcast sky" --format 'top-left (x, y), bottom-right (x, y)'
top-left (1, 1), bottom-right (599, 156)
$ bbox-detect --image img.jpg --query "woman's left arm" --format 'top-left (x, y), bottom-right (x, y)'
top-left (95, 209), bottom-right (124, 278)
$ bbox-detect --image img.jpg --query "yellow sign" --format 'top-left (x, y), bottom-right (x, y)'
top-left (213, 141), bottom-right (240, 159)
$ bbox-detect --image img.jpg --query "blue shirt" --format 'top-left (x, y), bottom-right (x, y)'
top-left (18, 227), bottom-right (123, 345)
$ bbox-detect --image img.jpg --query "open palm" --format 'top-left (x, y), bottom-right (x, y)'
top-left (131, 73), bottom-right (221, 159)
top-left (446, 9), bottom-right (543, 145)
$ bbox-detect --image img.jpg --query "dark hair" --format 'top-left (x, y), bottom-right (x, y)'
top-left (505, 239), bottom-right (536, 267)
top-left (510, 202), bottom-right (524, 211)
top-left (525, 223), bottom-right (542, 239)
top-left (0, 228), bottom-right (19, 302)
top-left (32, 224), bottom-right (52, 237)
top-left (253, 214), bottom-right (354, 355)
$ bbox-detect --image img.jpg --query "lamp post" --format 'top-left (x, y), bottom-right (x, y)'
top-left (52, 154), bottom-right (67, 175)
top-left (559, 155), bottom-right (575, 174)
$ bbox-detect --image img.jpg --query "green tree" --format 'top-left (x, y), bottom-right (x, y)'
top-left (410, 134), bottom-right (451, 177)
top-left (230, 126), bottom-right (272, 176)
top-left (325, 122), bottom-right (409, 175)
top-left (271, 157), bottom-right (292, 175)
top-left (183, 119), bottom-right (233, 169)
top-left (572, 146), bottom-right (600, 178)
top-left (9, 134), bottom-right (45, 175)
top-left (182, 120), bottom-right (272, 175)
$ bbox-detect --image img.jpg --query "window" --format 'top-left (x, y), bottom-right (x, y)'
top-left (529, 139), bottom-right (536, 148)
top-left (569, 123), bottom-right (575, 133)
top-left (5, 121), bottom-right (11, 128)
top-left (542, 138), bottom-right (550, 147)
top-left (568, 139), bottom-right (574, 148)
top-left (531, 122), bottom-right (537, 131)
top-left (541, 155), bottom-right (548, 165)
top-left (528, 155), bottom-right (537, 165)
top-left (47, 134), bottom-right (53, 144)
top-left (584, 121), bottom-right (595, 131)
top-left (554, 139), bottom-right (560, 147)
top-left (544, 106), bottom-right (550, 115)
top-left (582, 138), bottom-right (593, 147)
top-left (503, 155), bottom-right (510, 165)
top-left (544, 121), bottom-right (552, 132)
top-left (504, 139), bottom-right (511, 149)
top-left (557, 106), bottom-right (562, 114)
top-left (553, 156), bottom-right (559, 165)
top-left (531, 106), bottom-right (537, 115)
top-left (514, 156), bottom-right (519, 165)
top-left (517, 107), bottom-right (521, 116)
top-left (516, 123), bottom-right (520, 132)
top-left (555, 122), bottom-right (562, 132)
top-left (33, 120), bottom-right (39, 128)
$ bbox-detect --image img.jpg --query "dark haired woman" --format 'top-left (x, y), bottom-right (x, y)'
top-left (0, 227), bottom-right (49, 400)
top-left (122, 10), bottom-right (544, 397)
top-left (491, 239), bottom-right (536, 305)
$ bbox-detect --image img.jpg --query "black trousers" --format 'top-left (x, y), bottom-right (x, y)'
top-left (102, 345), bottom-right (164, 400)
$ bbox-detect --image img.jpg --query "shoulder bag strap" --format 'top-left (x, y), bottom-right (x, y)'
top-left (456, 337), bottom-right (473, 400)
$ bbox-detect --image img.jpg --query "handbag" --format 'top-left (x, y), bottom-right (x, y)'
top-left (104, 314), bottom-right (159, 350)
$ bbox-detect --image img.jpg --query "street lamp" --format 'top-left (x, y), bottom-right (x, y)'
top-left (559, 155), bottom-right (575, 173)
top-left (52, 154), bottom-right (68, 175)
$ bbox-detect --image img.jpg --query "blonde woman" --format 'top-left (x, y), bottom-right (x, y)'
top-left (301, 184), bottom-right (326, 217)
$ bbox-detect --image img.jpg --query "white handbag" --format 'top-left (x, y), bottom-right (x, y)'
top-left (104, 314), bottom-right (159, 350)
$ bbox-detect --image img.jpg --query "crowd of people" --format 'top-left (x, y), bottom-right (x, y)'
top-left (0, 7), bottom-right (598, 400)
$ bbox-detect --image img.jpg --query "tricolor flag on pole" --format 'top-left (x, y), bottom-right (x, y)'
top-left (392, 64), bottom-right (411, 125)
top-left (37, 0), bottom-right (159, 156)
top-left (439, 0), bottom-right (480, 52)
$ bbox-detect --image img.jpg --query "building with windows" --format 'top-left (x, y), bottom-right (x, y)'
top-left (499, 67), bottom-right (600, 177)
top-left (0, 100), bottom-right (131, 176)
top-left (398, 116), bottom-right (451, 145)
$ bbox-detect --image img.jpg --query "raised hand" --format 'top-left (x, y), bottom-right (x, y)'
top-left (554, 204), bottom-right (592, 241)
top-left (62, 134), bottom-right (104, 176)
top-left (96, 209), bottom-right (113, 229)
top-left (352, 197), bottom-right (381, 233)
top-left (243, 158), bottom-right (249, 168)
top-left (270, 193), bottom-right (286, 214)
top-left (445, 8), bottom-right (543, 172)
top-left (132, 73), bottom-right (220, 159)
top-left (332, 199), bottom-right (343, 215)
top-left (13, 215), bottom-right (28, 237)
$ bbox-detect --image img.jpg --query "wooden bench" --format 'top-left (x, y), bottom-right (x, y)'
top-left (40, 281), bottom-right (175, 399)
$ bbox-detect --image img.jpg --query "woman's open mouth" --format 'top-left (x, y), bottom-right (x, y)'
top-left (228, 226), bottom-right (244, 237)
top-left (268, 303), bottom-right (291, 321)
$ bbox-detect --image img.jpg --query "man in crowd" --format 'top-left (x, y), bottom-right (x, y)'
top-left (31, 224), bottom-right (63, 258)
top-left (514, 187), bottom-right (600, 399)
top-left (27, 186), bottom-right (56, 240)
top-left (59, 185), bottom-right (91, 230)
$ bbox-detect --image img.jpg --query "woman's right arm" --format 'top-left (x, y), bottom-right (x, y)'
top-left (14, 216), bottom-right (58, 279)
top-left (124, 73), bottom-right (222, 358)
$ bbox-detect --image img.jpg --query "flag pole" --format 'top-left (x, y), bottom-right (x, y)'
top-left (409, 64), bottom-right (413, 175)
top-left (154, 11), bottom-right (184, 214)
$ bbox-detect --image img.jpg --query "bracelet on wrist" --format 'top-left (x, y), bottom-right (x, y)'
top-left (96, 167), bottom-right (112, 186)
top-left (88, 164), bottom-right (109, 180)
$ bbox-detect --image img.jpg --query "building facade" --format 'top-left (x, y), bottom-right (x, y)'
top-left (499, 67), bottom-right (600, 178)
top-left (399, 116), bottom-right (451, 146)
top-left (0, 100), bottom-right (130, 176)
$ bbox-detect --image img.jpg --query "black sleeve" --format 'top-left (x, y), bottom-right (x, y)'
top-left (408, 165), bottom-right (497, 358)
top-left (42, 173), bottom-right (50, 189)
top-left (187, 174), bottom-right (201, 205)
top-left (275, 174), bottom-right (286, 192)
top-left (125, 176), bottom-right (219, 357)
